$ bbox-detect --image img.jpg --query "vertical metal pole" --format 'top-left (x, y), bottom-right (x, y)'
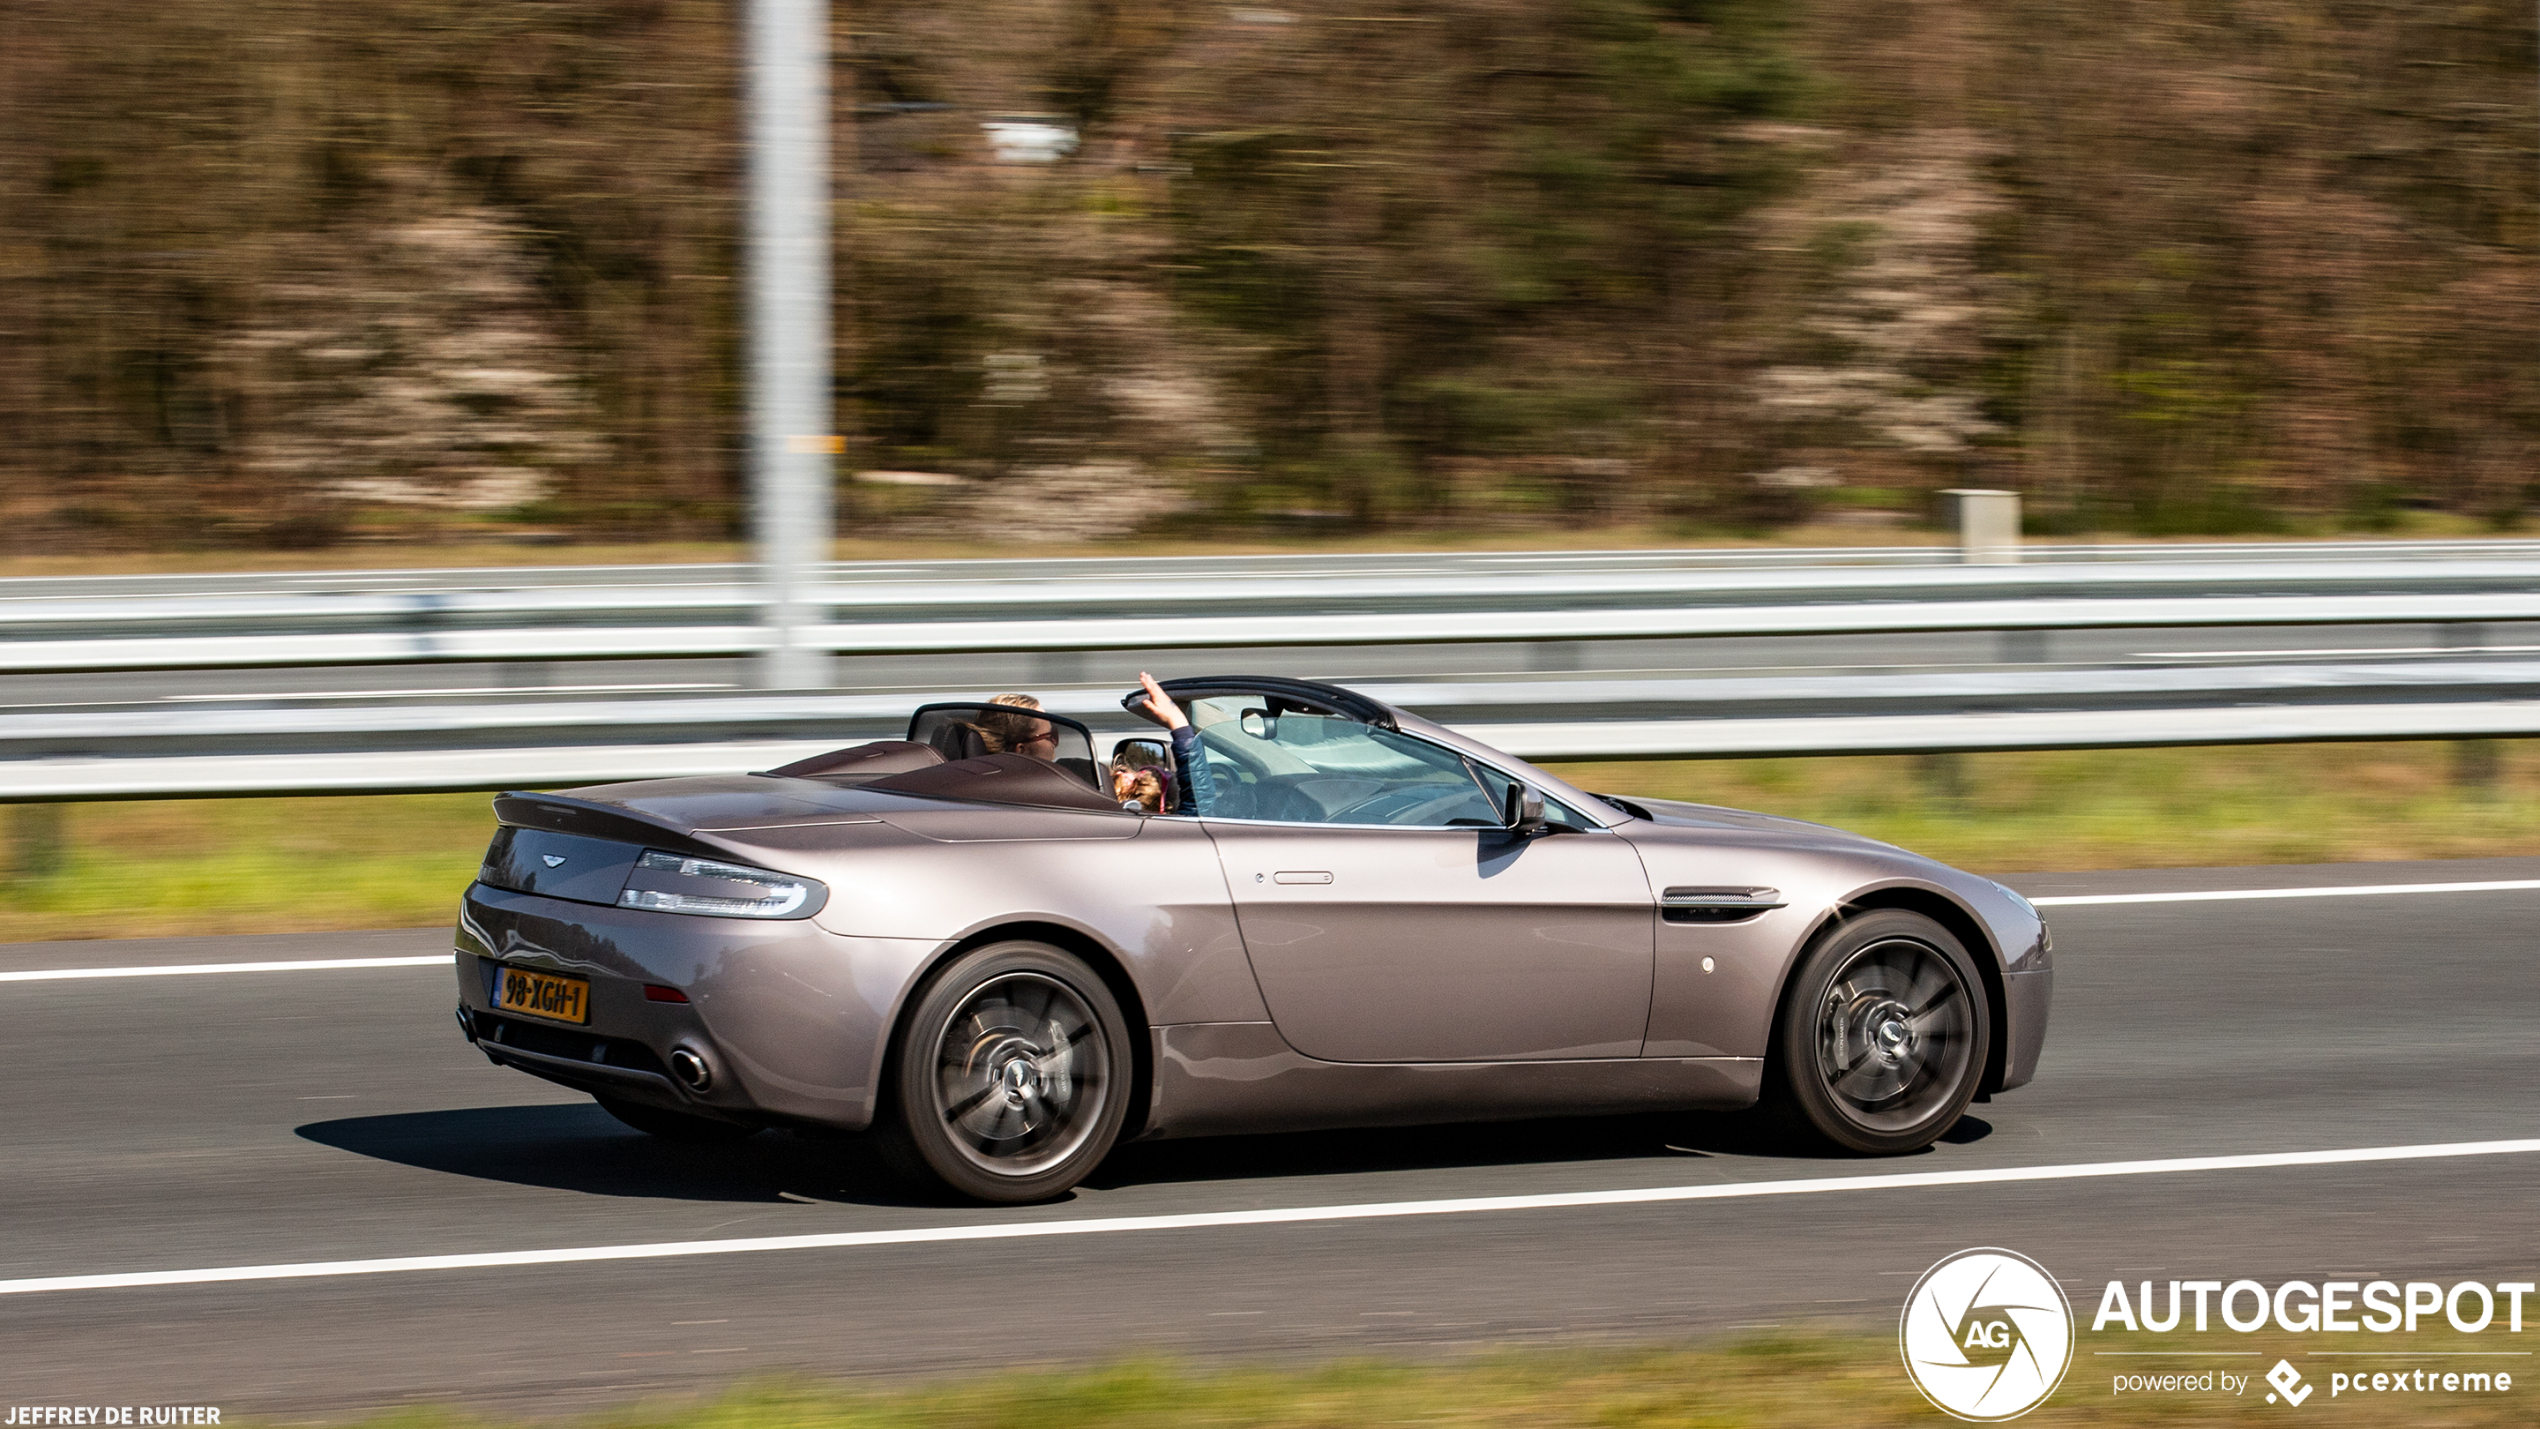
top-left (749, 0), bottom-right (834, 690)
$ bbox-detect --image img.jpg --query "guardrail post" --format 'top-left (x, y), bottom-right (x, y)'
top-left (2453, 739), bottom-right (2503, 795)
top-left (1942, 489), bottom-right (2022, 565)
top-left (747, 0), bottom-right (835, 691)
top-left (1917, 752), bottom-right (1970, 811)
top-left (10, 803), bottom-right (65, 880)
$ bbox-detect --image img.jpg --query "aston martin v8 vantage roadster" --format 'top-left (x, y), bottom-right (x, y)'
top-left (453, 675), bottom-right (2051, 1202)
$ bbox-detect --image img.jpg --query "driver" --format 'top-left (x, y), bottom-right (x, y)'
top-left (1132, 672), bottom-right (1220, 816)
top-left (972, 692), bottom-right (1059, 760)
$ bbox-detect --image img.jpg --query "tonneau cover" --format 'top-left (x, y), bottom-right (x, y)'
top-left (865, 752), bottom-right (1131, 813)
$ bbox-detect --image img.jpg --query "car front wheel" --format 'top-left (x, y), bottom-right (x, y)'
top-left (876, 941), bottom-right (1133, 1203)
top-left (1768, 909), bottom-right (1991, 1154)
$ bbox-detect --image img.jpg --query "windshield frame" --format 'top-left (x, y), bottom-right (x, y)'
top-left (906, 702), bottom-right (1102, 793)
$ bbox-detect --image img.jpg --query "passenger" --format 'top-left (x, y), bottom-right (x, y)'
top-left (971, 692), bottom-right (1059, 760)
top-left (1133, 671), bottom-right (1220, 815)
top-left (1113, 764), bottom-right (1167, 813)
top-left (1109, 739), bottom-right (1174, 813)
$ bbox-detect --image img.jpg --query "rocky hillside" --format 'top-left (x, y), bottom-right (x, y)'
top-left (0, 0), bottom-right (2531, 549)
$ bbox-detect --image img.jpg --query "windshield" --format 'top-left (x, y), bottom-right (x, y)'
top-left (1179, 696), bottom-right (1498, 825)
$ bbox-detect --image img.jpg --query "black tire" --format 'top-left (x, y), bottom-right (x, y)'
top-left (1766, 909), bottom-right (1991, 1154)
top-left (875, 941), bottom-right (1133, 1203)
top-left (596, 1094), bottom-right (760, 1143)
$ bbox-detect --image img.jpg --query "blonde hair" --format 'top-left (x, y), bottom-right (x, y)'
top-left (1110, 738), bottom-right (1169, 774)
top-left (972, 693), bottom-right (1049, 753)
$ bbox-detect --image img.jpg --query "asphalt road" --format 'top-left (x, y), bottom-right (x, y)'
top-left (5, 859), bottom-right (2539, 1418)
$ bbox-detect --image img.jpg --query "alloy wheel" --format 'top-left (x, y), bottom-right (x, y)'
top-left (1811, 935), bottom-right (1976, 1137)
top-left (931, 971), bottom-right (1111, 1178)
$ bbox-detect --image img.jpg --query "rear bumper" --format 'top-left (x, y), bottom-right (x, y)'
top-left (457, 1003), bottom-right (691, 1102)
top-left (454, 882), bottom-right (930, 1131)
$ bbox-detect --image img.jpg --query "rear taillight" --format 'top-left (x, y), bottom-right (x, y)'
top-left (617, 851), bottom-right (820, 919)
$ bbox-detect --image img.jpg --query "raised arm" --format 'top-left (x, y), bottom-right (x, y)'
top-left (1136, 672), bottom-right (1218, 816)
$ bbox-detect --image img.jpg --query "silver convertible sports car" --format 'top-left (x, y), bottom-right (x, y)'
top-left (453, 675), bottom-right (2052, 1202)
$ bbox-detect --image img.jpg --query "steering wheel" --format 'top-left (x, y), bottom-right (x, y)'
top-left (1325, 786), bottom-right (1486, 827)
top-left (1243, 777), bottom-right (1326, 823)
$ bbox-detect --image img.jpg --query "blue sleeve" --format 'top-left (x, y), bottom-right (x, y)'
top-left (1169, 725), bottom-right (1218, 816)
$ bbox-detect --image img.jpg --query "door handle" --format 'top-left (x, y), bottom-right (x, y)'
top-left (1271, 870), bottom-right (1334, 885)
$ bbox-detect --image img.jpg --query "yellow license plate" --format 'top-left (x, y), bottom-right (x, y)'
top-left (494, 966), bottom-right (591, 1025)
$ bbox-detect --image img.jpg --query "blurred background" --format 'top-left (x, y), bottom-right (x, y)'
top-left (2, 0), bottom-right (2533, 557)
top-left (7, 0), bottom-right (2540, 931)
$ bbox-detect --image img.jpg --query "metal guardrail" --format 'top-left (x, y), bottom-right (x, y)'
top-left (10, 552), bottom-right (2540, 673)
top-left (13, 660), bottom-right (2540, 746)
top-left (7, 660), bottom-right (2540, 799)
top-left (12, 591), bottom-right (2540, 673)
top-left (7, 541), bottom-right (2540, 798)
top-left (10, 701), bottom-right (2540, 799)
top-left (16, 705), bottom-right (2540, 800)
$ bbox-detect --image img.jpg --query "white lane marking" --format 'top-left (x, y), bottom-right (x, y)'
top-left (5, 1137), bottom-right (2536, 1298)
top-left (0, 954), bottom-right (452, 983)
top-left (2032, 879), bottom-right (2540, 907)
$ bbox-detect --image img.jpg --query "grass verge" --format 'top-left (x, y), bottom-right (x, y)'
top-left (1544, 739), bottom-right (2540, 872)
top-left (274, 1335), bottom-right (2532, 1428)
top-left (4, 741), bottom-right (2538, 942)
top-left (0, 792), bottom-right (490, 942)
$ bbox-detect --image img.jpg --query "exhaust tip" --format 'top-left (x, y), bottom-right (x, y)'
top-left (668, 1047), bottom-right (712, 1092)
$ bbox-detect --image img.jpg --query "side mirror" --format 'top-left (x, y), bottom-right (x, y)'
top-left (1501, 782), bottom-right (1545, 834)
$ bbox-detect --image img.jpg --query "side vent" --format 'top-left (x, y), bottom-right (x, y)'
top-left (1661, 886), bottom-right (1785, 925)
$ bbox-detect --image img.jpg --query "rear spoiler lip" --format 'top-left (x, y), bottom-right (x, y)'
top-left (491, 791), bottom-right (736, 859)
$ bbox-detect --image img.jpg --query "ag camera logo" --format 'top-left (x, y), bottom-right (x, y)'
top-left (1902, 1248), bottom-right (2076, 1421)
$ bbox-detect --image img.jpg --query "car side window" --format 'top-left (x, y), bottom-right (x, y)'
top-left (1184, 700), bottom-right (1502, 827)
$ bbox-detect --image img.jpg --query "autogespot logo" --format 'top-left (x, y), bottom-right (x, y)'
top-left (1901, 1248), bottom-right (2077, 1421)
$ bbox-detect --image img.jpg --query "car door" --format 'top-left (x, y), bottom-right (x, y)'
top-left (1185, 696), bottom-right (1654, 1063)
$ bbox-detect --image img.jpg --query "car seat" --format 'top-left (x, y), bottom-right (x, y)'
top-left (927, 721), bottom-right (996, 762)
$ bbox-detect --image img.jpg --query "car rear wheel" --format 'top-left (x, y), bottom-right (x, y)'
top-left (876, 941), bottom-right (1133, 1203)
top-left (595, 1094), bottom-right (760, 1143)
top-left (1767, 909), bottom-right (1990, 1154)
